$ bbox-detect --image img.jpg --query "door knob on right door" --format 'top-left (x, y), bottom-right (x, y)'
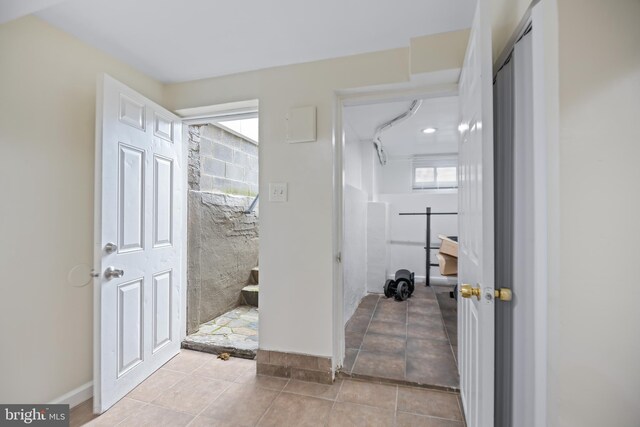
top-left (494, 288), bottom-right (512, 301)
top-left (460, 284), bottom-right (481, 299)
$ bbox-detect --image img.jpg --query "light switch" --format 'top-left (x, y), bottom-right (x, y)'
top-left (269, 183), bottom-right (288, 202)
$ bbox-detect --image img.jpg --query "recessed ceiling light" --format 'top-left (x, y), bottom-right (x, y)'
top-left (458, 123), bottom-right (469, 133)
top-left (422, 127), bottom-right (437, 134)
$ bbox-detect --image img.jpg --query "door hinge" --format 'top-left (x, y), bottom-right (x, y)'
top-left (336, 252), bottom-right (342, 263)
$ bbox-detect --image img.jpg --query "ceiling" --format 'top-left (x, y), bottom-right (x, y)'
top-left (344, 95), bottom-right (459, 157)
top-left (26, 0), bottom-right (475, 83)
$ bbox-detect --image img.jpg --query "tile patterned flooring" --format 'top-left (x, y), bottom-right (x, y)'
top-left (341, 285), bottom-right (459, 391)
top-left (70, 350), bottom-right (465, 426)
top-left (183, 306), bottom-right (259, 358)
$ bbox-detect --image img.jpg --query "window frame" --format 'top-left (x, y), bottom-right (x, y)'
top-left (412, 155), bottom-right (459, 191)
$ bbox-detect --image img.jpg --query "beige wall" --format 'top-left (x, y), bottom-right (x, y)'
top-left (410, 29), bottom-right (470, 75)
top-left (548, 1), bottom-right (640, 425)
top-left (0, 16), bottom-right (163, 403)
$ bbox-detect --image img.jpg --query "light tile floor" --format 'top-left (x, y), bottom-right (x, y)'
top-left (342, 285), bottom-right (459, 390)
top-left (183, 306), bottom-right (258, 358)
top-left (70, 350), bottom-right (465, 426)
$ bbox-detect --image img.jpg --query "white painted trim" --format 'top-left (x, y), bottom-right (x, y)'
top-left (92, 73), bottom-right (105, 413)
top-left (175, 99), bottom-right (259, 119)
top-left (530, 2), bottom-right (554, 425)
top-left (331, 92), bottom-right (345, 372)
top-left (176, 103), bottom-right (260, 341)
top-left (180, 124), bottom-right (189, 342)
top-left (50, 381), bottom-right (93, 408)
top-left (491, 3), bottom-right (552, 425)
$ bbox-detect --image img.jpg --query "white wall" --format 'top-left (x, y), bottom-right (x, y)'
top-left (546, 1), bottom-right (640, 425)
top-left (342, 130), bottom-right (369, 323)
top-left (366, 202), bottom-right (389, 293)
top-left (378, 158), bottom-right (458, 283)
top-left (0, 16), bottom-right (164, 404)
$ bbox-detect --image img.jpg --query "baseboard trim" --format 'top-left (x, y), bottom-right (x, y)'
top-left (49, 381), bottom-right (93, 408)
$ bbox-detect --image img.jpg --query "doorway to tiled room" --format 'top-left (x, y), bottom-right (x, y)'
top-left (339, 94), bottom-right (461, 390)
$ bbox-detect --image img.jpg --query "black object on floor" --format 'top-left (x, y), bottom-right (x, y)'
top-left (383, 269), bottom-right (416, 301)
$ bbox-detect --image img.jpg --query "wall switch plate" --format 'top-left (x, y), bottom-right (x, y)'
top-left (269, 183), bottom-right (288, 202)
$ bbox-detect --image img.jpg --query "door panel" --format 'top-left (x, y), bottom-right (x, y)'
top-left (152, 270), bottom-right (173, 352)
top-left (153, 155), bottom-right (174, 247)
top-left (118, 144), bottom-right (145, 252)
top-left (94, 74), bottom-right (183, 413)
top-left (117, 278), bottom-right (144, 376)
top-left (458, 0), bottom-right (495, 426)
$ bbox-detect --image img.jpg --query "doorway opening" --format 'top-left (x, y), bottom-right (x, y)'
top-left (339, 93), bottom-right (460, 389)
top-left (181, 102), bottom-right (260, 359)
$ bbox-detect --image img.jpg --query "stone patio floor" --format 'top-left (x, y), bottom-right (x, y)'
top-left (182, 305), bottom-right (258, 359)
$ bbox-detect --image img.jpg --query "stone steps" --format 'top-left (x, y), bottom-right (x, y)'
top-left (241, 285), bottom-right (259, 307)
top-left (242, 266), bottom-right (259, 307)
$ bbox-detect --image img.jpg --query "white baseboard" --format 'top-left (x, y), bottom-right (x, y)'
top-left (50, 381), bottom-right (93, 408)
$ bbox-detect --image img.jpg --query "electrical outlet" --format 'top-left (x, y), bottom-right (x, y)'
top-left (269, 183), bottom-right (287, 202)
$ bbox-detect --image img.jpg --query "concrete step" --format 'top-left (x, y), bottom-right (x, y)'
top-left (242, 285), bottom-right (259, 307)
top-left (251, 267), bottom-right (259, 284)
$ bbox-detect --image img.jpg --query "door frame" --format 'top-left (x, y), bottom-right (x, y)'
top-left (492, 1), bottom-right (552, 425)
top-left (331, 82), bottom-right (459, 370)
top-left (175, 100), bottom-right (260, 340)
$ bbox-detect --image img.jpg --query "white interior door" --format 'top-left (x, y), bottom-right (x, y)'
top-left (94, 74), bottom-right (183, 413)
top-left (457, 0), bottom-right (495, 426)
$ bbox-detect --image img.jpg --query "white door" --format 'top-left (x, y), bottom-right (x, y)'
top-left (94, 74), bottom-right (183, 413)
top-left (457, 0), bottom-right (495, 426)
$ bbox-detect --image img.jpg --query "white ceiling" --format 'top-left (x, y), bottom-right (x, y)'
top-left (344, 95), bottom-right (459, 157)
top-left (30, 0), bottom-right (474, 83)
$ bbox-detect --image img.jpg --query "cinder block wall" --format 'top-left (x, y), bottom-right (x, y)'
top-left (187, 124), bottom-right (259, 334)
top-left (192, 124), bottom-right (258, 196)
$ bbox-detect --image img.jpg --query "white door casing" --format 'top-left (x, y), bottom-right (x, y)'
top-left (457, 0), bottom-right (495, 426)
top-left (94, 75), bottom-right (183, 413)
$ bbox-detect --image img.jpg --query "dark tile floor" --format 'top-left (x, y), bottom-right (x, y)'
top-left (341, 285), bottom-right (459, 391)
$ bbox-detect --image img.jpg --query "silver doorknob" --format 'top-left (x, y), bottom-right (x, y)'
top-left (104, 243), bottom-right (118, 254)
top-left (104, 267), bottom-right (124, 279)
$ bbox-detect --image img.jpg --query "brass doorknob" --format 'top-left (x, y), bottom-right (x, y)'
top-left (460, 284), bottom-right (481, 299)
top-left (494, 288), bottom-right (512, 301)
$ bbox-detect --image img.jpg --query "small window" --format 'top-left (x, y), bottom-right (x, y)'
top-left (413, 156), bottom-right (458, 190)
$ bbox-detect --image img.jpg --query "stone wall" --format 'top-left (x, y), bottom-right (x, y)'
top-left (187, 125), bottom-right (259, 334)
